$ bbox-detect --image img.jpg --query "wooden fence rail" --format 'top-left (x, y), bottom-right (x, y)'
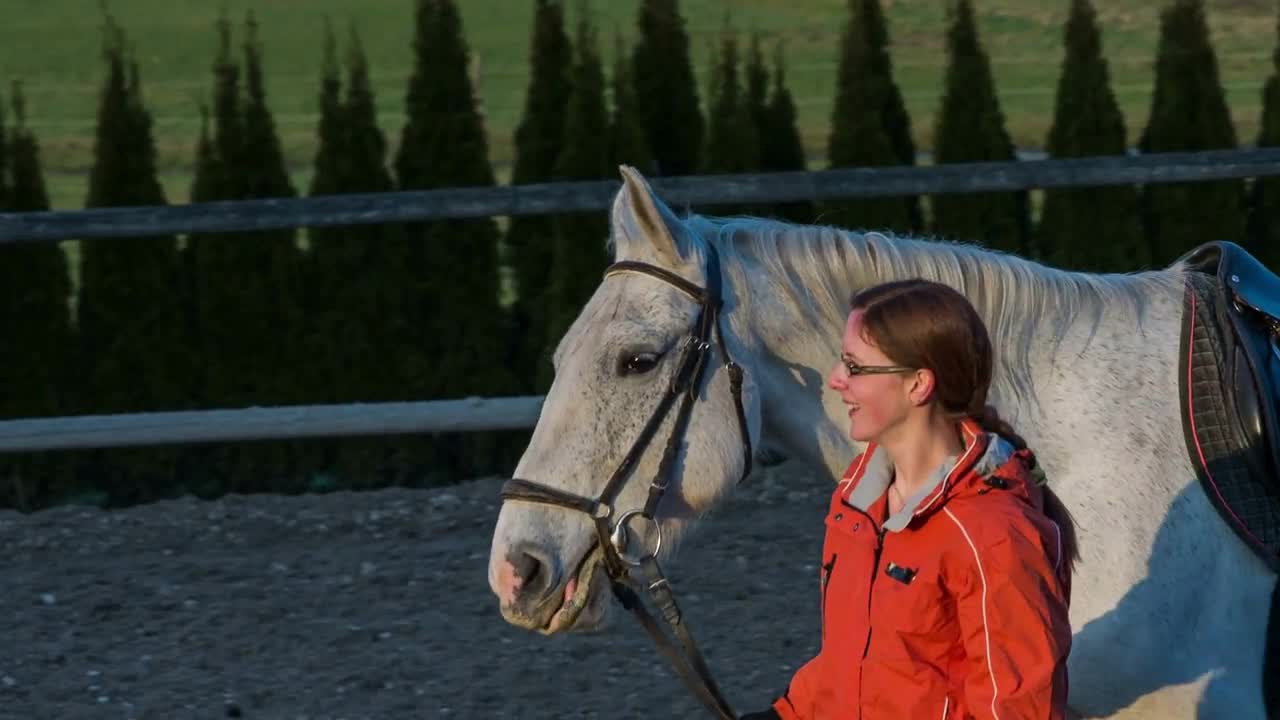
top-left (0, 397), bottom-right (546, 453)
top-left (3, 147), bottom-right (1280, 245)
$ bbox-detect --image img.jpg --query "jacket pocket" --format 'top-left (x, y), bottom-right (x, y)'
top-left (820, 553), bottom-right (837, 642)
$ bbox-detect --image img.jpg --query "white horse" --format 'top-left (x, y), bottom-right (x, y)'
top-left (488, 167), bottom-right (1279, 718)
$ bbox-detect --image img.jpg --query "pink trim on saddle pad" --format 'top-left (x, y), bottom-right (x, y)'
top-left (1186, 290), bottom-right (1263, 549)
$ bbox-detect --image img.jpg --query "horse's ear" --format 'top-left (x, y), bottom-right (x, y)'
top-left (611, 165), bottom-right (688, 266)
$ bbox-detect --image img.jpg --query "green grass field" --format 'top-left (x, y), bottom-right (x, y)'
top-left (1, 0), bottom-right (1276, 209)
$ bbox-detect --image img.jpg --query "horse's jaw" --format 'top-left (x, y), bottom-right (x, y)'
top-left (538, 553), bottom-right (612, 635)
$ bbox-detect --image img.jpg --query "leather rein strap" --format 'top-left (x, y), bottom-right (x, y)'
top-left (500, 244), bottom-right (752, 719)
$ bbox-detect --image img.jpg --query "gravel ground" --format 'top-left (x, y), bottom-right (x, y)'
top-left (1, 460), bottom-right (832, 720)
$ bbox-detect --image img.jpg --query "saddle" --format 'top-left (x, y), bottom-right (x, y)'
top-left (1177, 240), bottom-right (1280, 571)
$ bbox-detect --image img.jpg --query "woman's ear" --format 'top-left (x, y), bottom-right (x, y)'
top-left (909, 368), bottom-right (936, 406)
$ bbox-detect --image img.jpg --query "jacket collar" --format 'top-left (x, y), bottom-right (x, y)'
top-left (840, 418), bottom-right (1024, 532)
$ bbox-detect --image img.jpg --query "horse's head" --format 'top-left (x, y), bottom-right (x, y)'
top-left (488, 167), bottom-right (761, 634)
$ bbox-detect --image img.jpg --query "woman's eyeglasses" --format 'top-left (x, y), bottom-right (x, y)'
top-left (840, 357), bottom-right (915, 377)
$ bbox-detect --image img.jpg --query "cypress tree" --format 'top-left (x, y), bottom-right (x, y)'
top-left (240, 15), bottom-right (297, 206)
top-left (761, 44), bottom-right (814, 223)
top-left (79, 16), bottom-right (191, 505)
top-left (1140, 0), bottom-right (1245, 267)
top-left (302, 19), bottom-right (354, 485)
top-left (190, 105), bottom-right (218, 202)
top-left (824, 0), bottom-right (917, 234)
top-left (240, 13), bottom-right (307, 489)
top-left (632, 0), bottom-right (703, 175)
top-left (182, 99), bottom-right (222, 502)
top-left (394, 0), bottom-right (512, 482)
top-left (540, 9), bottom-right (612, 389)
top-left (206, 13), bottom-right (245, 201)
top-left (0, 89), bottom-right (6, 209)
top-left (307, 20), bottom-right (344, 203)
top-left (1037, 0), bottom-right (1145, 272)
top-left (187, 14), bottom-right (242, 376)
top-left (703, 25), bottom-right (759, 175)
top-left (0, 84), bottom-right (77, 511)
top-left (511, 0), bottom-right (573, 187)
top-left (857, 0), bottom-right (916, 191)
top-left (240, 12), bottom-right (303, 397)
top-left (185, 20), bottom-right (239, 464)
top-left (744, 33), bottom-right (769, 162)
top-left (186, 14), bottom-right (305, 495)
top-left (608, 33), bottom-right (654, 174)
top-left (931, 0), bottom-right (1030, 253)
top-left (1248, 10), bottom-right (1280, 272)
top-left (701, 24), bottom-right (762, 216)
top-left (507, 0), bottom-right (573, 394)
top-left (342, 27), bottom-right (399, 221)
top-left (305, 24), bottom-right (422, 489)
top-left (6, 86), bottom-right (50, 213)
top-left (186, 104), bottom-right (215, 414)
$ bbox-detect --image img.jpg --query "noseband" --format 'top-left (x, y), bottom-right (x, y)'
top-left (500, 243), bottom-right (752, 719)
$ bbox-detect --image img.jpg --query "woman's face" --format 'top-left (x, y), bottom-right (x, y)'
top-left (827, 310), bottom-right (916, 443)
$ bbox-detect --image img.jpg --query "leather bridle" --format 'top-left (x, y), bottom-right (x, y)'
top-left (500, 243), bottom-right (753, 719)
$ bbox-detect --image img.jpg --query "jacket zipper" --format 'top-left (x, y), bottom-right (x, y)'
top-left (857, 525), bottom-right (887, 720)
top-left (860, 527), bottom-right (887, 661)
top-left (820, 554), bottom-right (837, 643)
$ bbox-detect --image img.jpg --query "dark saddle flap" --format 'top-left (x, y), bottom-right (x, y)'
top-left (1177, 240), bottom-right (1280, 569)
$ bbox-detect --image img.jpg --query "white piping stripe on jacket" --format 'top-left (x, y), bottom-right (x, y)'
top-left (1051, 520), bottom-right (1063, 573)
top-left (944, 507), bottom-right (1002, 720)
top-left (913, 424), bottom-right (984, 517)
top-left (839, 448), bottom-right (872, 488)
top-left (940, 695), bottom-right (950, 719)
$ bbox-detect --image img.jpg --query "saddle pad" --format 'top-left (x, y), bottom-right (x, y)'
top-left (1181, 277), bottom-right (1280, 572)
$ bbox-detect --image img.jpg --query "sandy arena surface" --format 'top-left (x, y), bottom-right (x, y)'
top-left (3, 460), bottom-right (831, 719)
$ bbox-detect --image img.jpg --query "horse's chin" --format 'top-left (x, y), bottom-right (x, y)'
top-left (538, 552), bottom-right (611, 635)
top-left (498, 546), bottom-right (611, 634)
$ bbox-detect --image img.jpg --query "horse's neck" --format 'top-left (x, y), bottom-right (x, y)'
top-left (718, 223), bottom-right (1176, 480)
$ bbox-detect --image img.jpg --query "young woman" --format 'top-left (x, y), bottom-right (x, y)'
top-left (744, 279), bottom-right (1076, 720)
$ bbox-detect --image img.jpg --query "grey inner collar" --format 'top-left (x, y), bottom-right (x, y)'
top-left (843, 434), bottom-right (1013, 532)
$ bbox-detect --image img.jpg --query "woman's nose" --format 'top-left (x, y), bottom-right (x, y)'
top-left (827, 363), bottom-right (846, 390)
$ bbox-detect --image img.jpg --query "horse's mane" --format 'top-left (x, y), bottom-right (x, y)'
top-left (684, 213), bottom-right (1189, 405)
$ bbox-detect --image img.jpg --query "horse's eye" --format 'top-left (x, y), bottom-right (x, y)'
top-left (618, 352), bottom-right (660, 376)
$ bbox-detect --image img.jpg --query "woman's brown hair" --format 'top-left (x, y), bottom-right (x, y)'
top-left (849, 279), bottom-right (1078, 572)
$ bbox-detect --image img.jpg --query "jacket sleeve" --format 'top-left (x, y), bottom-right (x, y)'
top-left (771, 654), bottom-right (823, 720)
top-left (947, 509), bottom-right (1072, 720)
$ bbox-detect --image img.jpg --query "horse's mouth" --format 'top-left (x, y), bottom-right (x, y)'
top-left (539, 543), bottom-right (606, 635)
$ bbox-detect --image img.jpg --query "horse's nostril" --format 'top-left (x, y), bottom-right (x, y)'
top-left (506, 544), bottom-right (557, 605)
top-left (511, 551), bottom-right (541, 586)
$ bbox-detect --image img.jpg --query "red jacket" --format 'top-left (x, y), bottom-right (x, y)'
top-left (773, 419), bottom-right (1072, 720)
